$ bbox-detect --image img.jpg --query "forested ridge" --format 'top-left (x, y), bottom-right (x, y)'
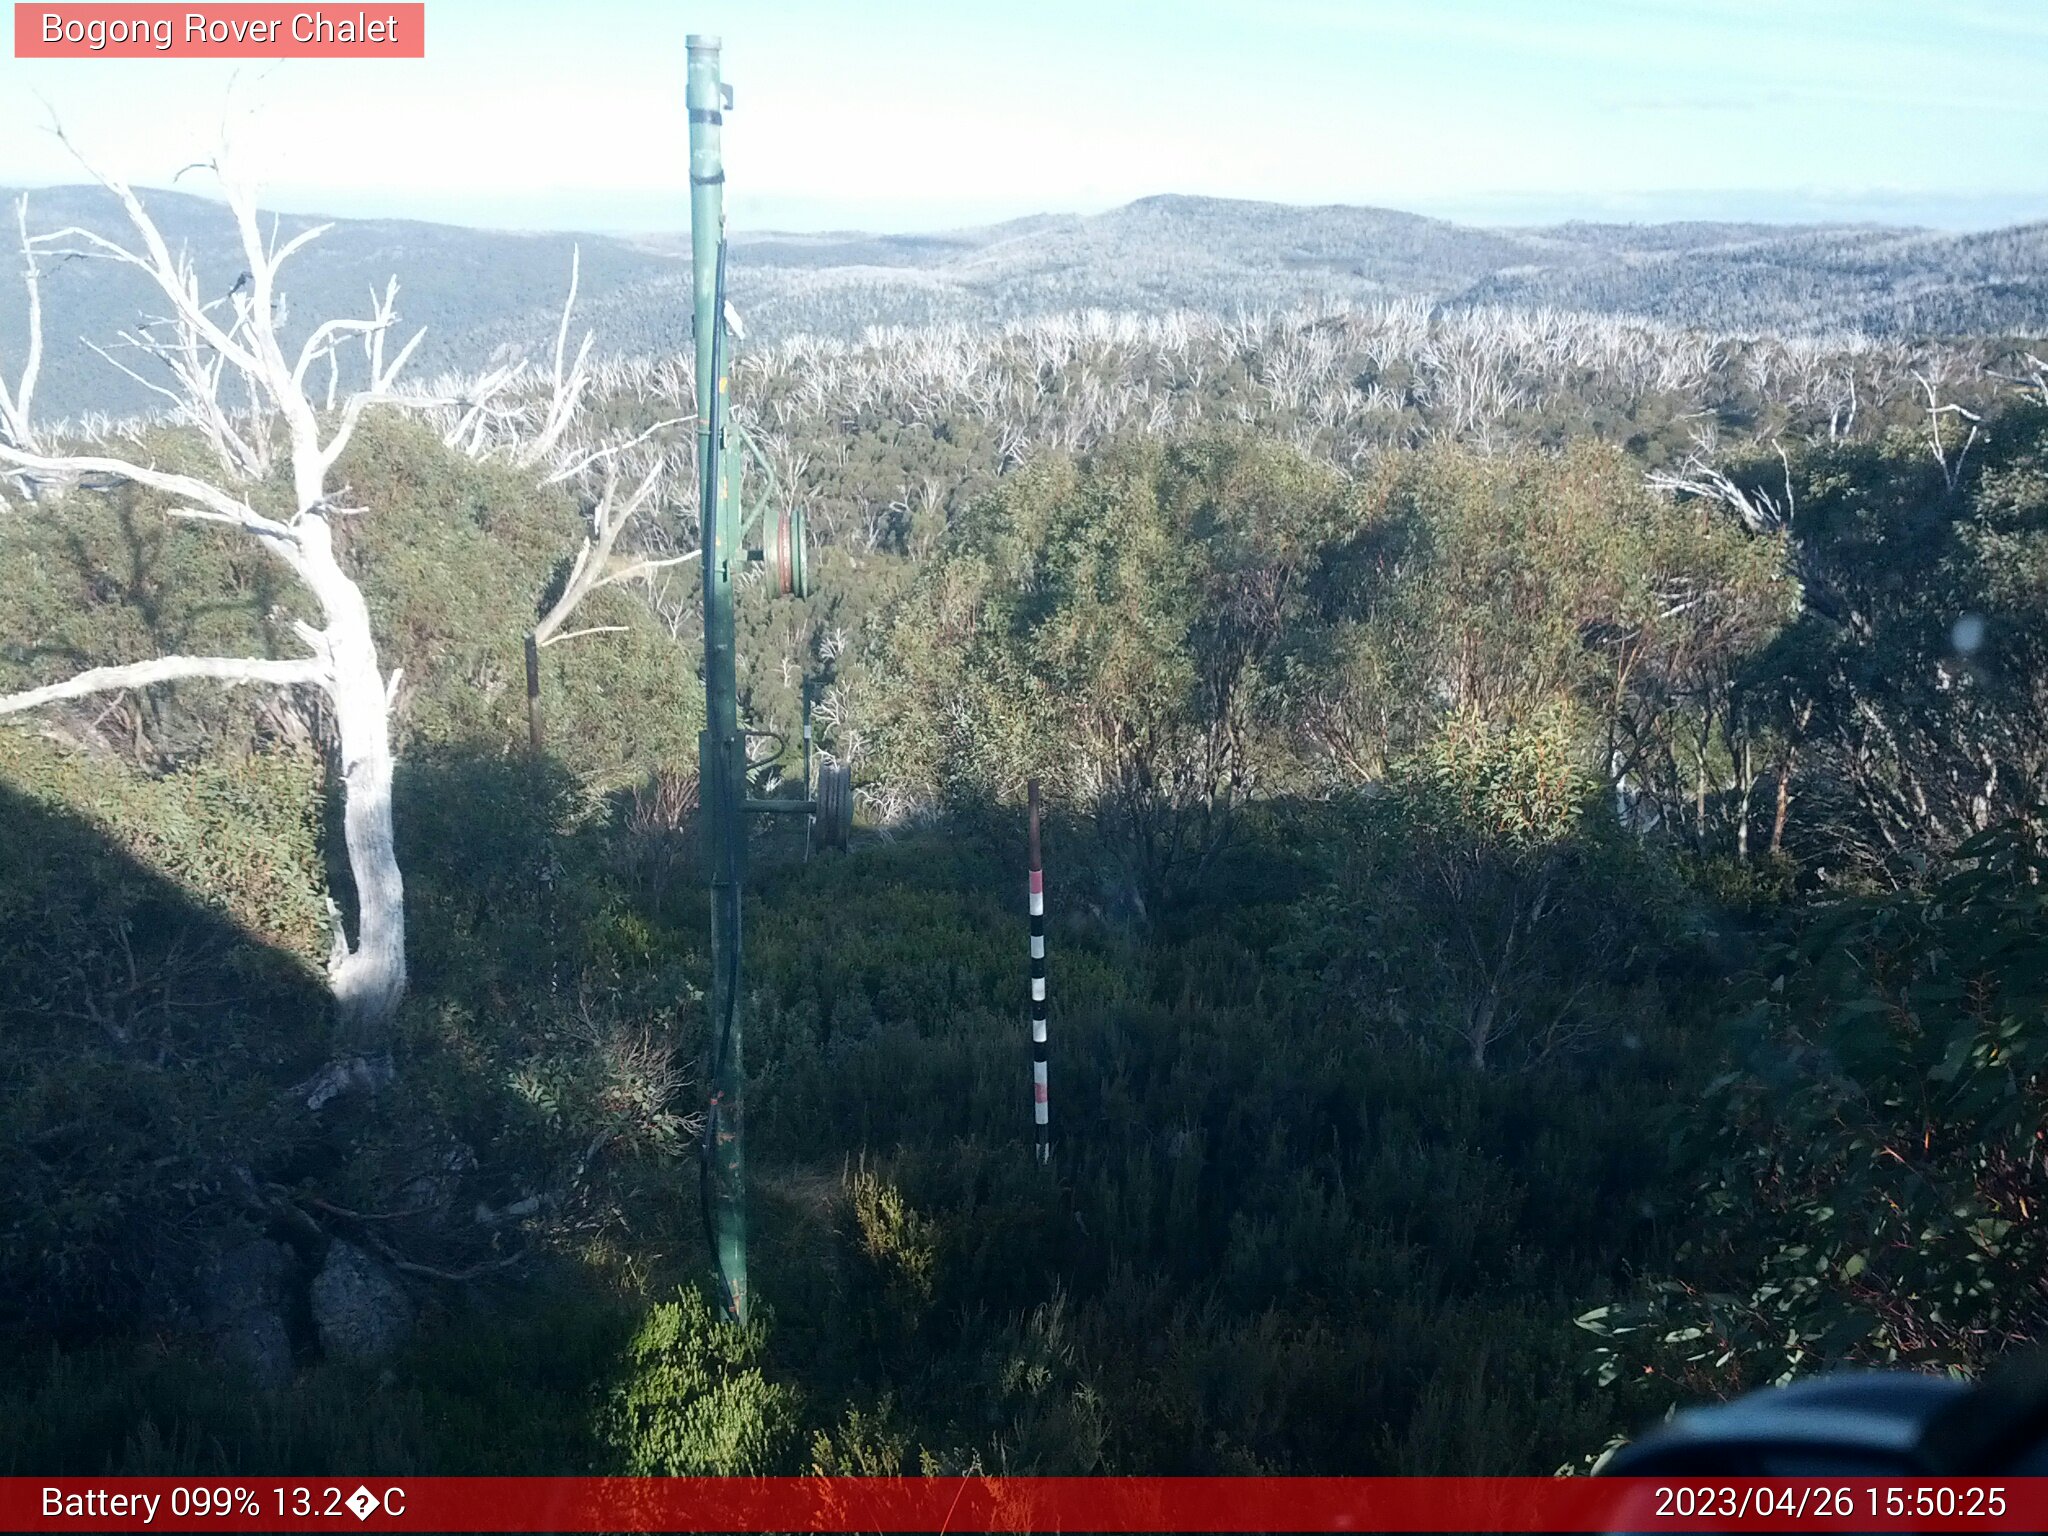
top-left (3, 179), bottom-right (2048, 1480)
top-left (4, 183), bottom-right (2046, 421)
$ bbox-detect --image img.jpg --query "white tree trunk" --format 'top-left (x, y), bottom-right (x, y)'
top-left (0, 150), bottom-right (438, 1051)
top-left (297, 521), bottom-right (407, 1033)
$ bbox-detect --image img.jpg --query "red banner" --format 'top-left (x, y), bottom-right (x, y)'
top-left (13, 5), bottom-right (425, 59)
top-left (3, 1476), bottom-right (2045, 1532)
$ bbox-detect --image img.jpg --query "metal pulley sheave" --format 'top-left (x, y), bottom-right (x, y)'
top-left (770, 506), bottom-right (810, 598)
top-left (814, 760), bottom-right (853, 850)
top-left (732, 419), bottom-right (812, 600)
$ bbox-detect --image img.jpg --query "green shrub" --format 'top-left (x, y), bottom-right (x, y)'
top-left (596, 1287), bottom-right (802, 1474)
top-left (1581, 812), bottom-right (2048, 1414)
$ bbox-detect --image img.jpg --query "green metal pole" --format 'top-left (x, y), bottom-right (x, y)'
top-left (688, 33), bottom-right (748, 1325)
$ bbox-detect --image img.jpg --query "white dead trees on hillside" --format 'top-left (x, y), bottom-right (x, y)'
top-left (0, 195), bottom-right (45, 461)
top-left (426, 299), bottom-right (1983, 503)
top-left (424, 250), bottom-right (595, 464)
top-left (519, 248), bottom-right (597, 470)
top-left (1645, 438), bottom-right (1797, 535)
top-left (0, 155), bottom-right (425, 1041)
top-left (1913, 367), bottom-right (1982, 495)
top-left (699, 303), bottom-right (1808, 464)
top-left (414, 252), bottom-right (692, 750)
top-left (523, 425), bottom-right (694, 749)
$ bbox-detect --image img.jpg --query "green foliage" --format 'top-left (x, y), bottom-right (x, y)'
top-left (1582, 812), bottom-right (2048, 1411)
top-left (726, 814), bottom-right (1698, 1475)
top-left (0, 730), bottom-right (329, 958)
top-left (858, 431), bottom-right (1792, 919)
top-left (0, 412), bottom-right (1729, 1480)
top-left (335, 413), bottom-right (704, 790)
top-left (596, 1287), bottom-right (802, 1475)
top-left (1676, 851), bottom-right (1800, 916)
top-left (1279, 708), bottom-right (1703, 1071)
top-left (809, 1394), bottom-right (917, 1475)
top-left (0, 416), bottom-right (709, 1414)
top-left (865, 432), bottom-right (1362, 902)
top-left (0, 429), bottom-right (314, 765)
top-left (1294, 440), bottom-right (1791, 823)
top-left (1740, 401), bottom-right (2048, 879)
top-left (10, 367), bottom-right (2047, 1486)
top-left (1401, 705), bottom-right (1593, 849)
top-left (849, 1164), bottom-right (942, 1309)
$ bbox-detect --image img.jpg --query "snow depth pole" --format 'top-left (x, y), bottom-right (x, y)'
top-left (689, 33), bottom-right (748, 1325)
top-left (1028, 780), bottom-right (1050, 1164)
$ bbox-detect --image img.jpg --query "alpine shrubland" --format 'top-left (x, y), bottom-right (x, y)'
top-left (4, 189), bottom-right (2048, 1477)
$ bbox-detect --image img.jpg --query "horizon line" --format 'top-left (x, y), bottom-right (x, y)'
top-left (2, 181), bottom-right (2044, 240)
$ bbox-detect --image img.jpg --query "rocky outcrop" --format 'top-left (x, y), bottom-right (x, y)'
top-left (309, 1240), bottom-right (414, 1361)
top-left (195, 1238), bottom-right (298, 1390)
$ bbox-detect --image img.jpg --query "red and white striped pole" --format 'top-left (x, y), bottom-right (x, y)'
top-left (1027, 779), bottom-right (1050, 1165)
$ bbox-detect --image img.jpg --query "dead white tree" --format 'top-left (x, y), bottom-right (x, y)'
top-left (0, 193), bottom-right (44, 463)
top-left (1987, 351), bottom-right (2048, 407)
top-left (417, 250), bottom-right (599, 471)
top-left (517, 246), bottom-right (594, 469)
top-left (1913, 369), bottom-right (1981, 496)
top-left (0, 148), bottom-right (431, 1042)
top-left (1646, 438), bottom-right (1795, 535)
top-left (523, 423), bottom-right (694, 749)
top-left (436, 358), bottom-right (529, 457)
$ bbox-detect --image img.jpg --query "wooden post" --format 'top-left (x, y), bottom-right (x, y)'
top-left (523, 630), bottom-right (544, 751)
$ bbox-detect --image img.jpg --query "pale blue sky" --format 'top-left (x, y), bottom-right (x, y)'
top-left (2, 0), bottom-right (2044, 232)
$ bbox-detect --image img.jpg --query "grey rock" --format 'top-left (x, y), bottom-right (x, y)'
top-left (217, 1307), bottom-right (295, 1390)
top-left (200, 1238), bottom-right (292, 1317)
top-left (289, 1051), bottom-right (396, 1111)
top-left (310, 1240), bottom-right (414, 1360)
top-left (195, 1238), bottom-right (298, 1390)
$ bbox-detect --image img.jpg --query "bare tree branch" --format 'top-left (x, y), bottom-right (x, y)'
top-left (0, 440), bottom-right (298, 549)
top-left (532, 451), bottom-right (674, 647)
top-left (516, 246), bottom-right (593, 468)
top-left (1646, 447), bottom-right (1790, 534)
top-left (0, 653), bottom-right (328, 716)
top-left (542, 414), bottom-right (688, 486)
top-left (1913, 369), bottom-right (1982, 495)
top-left (538, 624), bottom-right (631, 649)
top-left (591, 550), bottom-right (698, 591)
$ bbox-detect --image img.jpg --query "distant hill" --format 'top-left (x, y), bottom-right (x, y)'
top-left (2, 187), bottom-right (2043, 422)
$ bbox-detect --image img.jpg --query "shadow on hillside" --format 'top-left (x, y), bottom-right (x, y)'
top-left (0, 744), bottom-right (694, 1474)
top-left (0, 740), bottom-right (723, 1338)
top-left (1, 741), bottom-right (1725, 1477)
top-left (0, 774), bottom-right (331, 1346)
